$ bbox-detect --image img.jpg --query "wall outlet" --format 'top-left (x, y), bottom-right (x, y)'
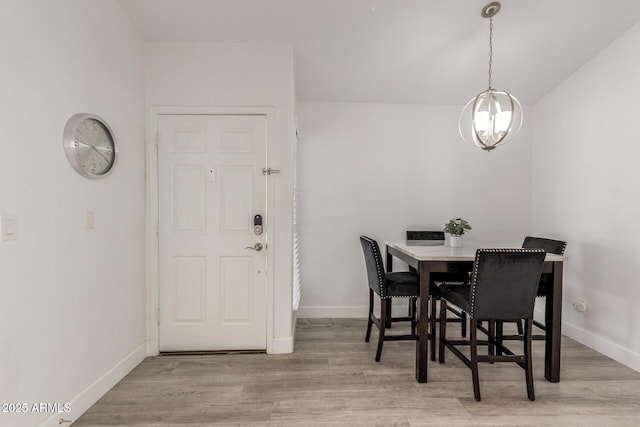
top-left (572, 298), bottom-right (588, 313)
top-left (0, 214), bottom-right (18, 241)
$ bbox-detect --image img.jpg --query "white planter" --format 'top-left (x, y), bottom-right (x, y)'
top-left (449, 235), bottom-right (462, 247)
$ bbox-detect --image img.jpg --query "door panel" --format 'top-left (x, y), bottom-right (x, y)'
top-left (173, 256), bottom-right (206, 323)
top-left (220, 256), bottom-right (253, 322)
top-left (172, 165), bottom-right (206, 232)
top-left (220, 166), bottom-right (253, 232)
top-left (158, 114), bottom-right (267, 351)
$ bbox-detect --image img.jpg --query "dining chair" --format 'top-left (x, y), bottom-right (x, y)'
top-left (405, 231), bottom-right (470, 342)
top-left (438, 249), bottom-right (546, 401)
top-left (499, 236), bottom-right (567, 342)
top-left (360, 235), bottom-right (420, 361)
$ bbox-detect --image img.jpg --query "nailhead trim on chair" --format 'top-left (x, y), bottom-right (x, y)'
top-left (469, 249), bottom-right (545, 319)
top-left (381, 295), bottom-right (417, 299)
top-left (370, 237), bottom-right (386, 297)
top-left (361, 235), bottom-right (419, 299)
top-left (361, 236), bottom-right (386, 297)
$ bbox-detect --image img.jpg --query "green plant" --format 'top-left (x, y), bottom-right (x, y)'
top-left (443, 218), bottom-right (472, 236)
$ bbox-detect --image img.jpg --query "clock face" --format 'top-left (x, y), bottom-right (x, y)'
top-left (63, 114), bottom-right (117, 179)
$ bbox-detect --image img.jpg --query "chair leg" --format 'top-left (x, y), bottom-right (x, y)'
top-left (470, 319), bottom-right (481, 401)
top-left (430, 296), bottom-right (437, 361)
top-left (517, 319), bottom-right (524, 335)
top-left (461, 311), bottom-right (467, 338)
top-left (524, 319), bottom-right (536, 401)
top-left (438, 299), bottom-right (447, 363)
top-left (410, 297), bottom-right (417, 336)
top-left (496, 320), bottom-right (503, 356)
top-left (375, 297), bottom-right (387, 362)
top-left (385, 298), bottom-right (392, 328)
top-left (365, 289), bottom-right (374, 342)
top-left (488, 320), bottom-right (495, 362)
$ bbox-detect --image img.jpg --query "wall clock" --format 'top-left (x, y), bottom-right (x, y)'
top-left (63, 113), bottom-right (117, 179)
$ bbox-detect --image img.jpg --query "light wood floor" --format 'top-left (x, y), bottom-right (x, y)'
top-left (75, 318), bottom-right (640, 426)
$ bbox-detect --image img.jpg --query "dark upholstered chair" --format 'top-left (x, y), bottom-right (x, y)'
top-left (360, 236), bottom-right (419, 361)
top-left (405, 231), bottom-right (470, 342)
top-left (501, 236), bottom-right (567, 341)
top-left (523, 236), bottom-right (567, 299)
top-left (438, 249), bottom-right (546, 401)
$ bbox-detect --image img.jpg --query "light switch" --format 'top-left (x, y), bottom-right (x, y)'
top-left (208, 168), bottom-right (217, 182)
top-left (0, 214), bottom-right (18, 241)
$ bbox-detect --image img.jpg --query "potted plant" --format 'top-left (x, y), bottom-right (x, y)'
top-left (443, 218), bottom-right (472, 247)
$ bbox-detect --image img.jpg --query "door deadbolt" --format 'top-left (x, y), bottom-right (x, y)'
top-left (245, 243), bottom-right (263, 251)
top-left (253, 214), bottom-right (263, 235)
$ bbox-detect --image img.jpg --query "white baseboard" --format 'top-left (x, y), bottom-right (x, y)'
top-left (297, 305), bottom-right (368, 318)
top-left (40, 343), bottom-right (147, 427)
top-left (562, 320), bottom-right (640, 373)
top-left (533, 306), bottom-right (640, 372)
top-left (297, 302), bottom-right (417, 319)
top-left (270, 335), bottom-right (294, 354)
top-left (266, 311), bottom-right (295, 354)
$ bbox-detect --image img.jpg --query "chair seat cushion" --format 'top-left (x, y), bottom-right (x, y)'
top-left (427, 272), bottom-right (468, 297)
top-left (384, 271), bottom-right (419, 297)
top-left (439, 284), bottom-right (471, 313)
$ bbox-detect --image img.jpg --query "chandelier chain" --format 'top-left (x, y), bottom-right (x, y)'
top-left (488, 16), bottom-right (493, 90)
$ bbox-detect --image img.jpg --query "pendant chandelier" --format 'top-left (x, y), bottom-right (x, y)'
top-left (459, 2), bottom-right (522, 152)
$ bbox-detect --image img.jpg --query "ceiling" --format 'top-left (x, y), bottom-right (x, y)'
top-left (119, 0), bottom-right (640, 105)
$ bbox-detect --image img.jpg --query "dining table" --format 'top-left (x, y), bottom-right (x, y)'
top-left (385, 240), bottom-right (566, 384)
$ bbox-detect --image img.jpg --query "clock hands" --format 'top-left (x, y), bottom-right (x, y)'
top-left (75, 139), bottom-right (111, 164)
top-left (90, 144), bottom-right (111, 164)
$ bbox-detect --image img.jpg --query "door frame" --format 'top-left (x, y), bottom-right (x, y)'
top-left (145, 105), bottom-right (276, 356)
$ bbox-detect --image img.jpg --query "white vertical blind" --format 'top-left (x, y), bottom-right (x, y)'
top-left (292, 125), bottom-right (301, 311)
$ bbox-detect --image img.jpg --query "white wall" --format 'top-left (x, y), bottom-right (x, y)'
top-left (0, 1), bottom-right (146, 426)
top-left (297, 101), bottom-right (533, 317)
top-left (144, 43), bottom-right (296, 352)
top-left (532, 22), bottom-right (640, 371)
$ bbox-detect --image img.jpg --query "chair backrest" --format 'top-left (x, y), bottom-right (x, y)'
top-left (406, 230), bottom-right (445, 274)
top-left (359, 236), bottom-right (386, 297)
top-left (522, 236), bottom-right (567, 255)
top-left (470, 249), bottom-right (546, 320)
top-left (522, 236), bottom-right (566, 296)
top-left (406, 230), bottom-right (445, 246)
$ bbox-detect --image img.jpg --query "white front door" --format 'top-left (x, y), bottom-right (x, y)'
top-left (157, 114), bottom-right (267, 351)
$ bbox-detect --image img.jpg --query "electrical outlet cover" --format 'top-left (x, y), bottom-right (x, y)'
top-left (0, 214), bottom-right (18, 241)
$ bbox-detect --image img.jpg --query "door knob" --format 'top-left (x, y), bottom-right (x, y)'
top-left (245, 243), bottom-right (263, 251)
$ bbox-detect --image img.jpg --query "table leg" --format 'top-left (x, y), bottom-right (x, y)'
top-left (545, 261), bottom-right (563, 382)
top-left (416, 262), bottom-right (431, 383)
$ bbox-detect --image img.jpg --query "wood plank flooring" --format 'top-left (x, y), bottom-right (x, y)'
top-left (75, 318), bottom-right (640, 426)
